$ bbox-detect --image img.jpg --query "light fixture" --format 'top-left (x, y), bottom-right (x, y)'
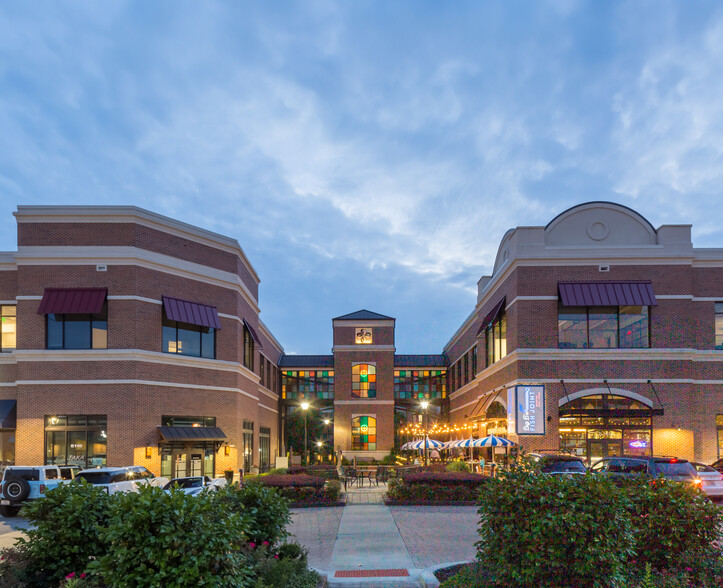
top-left (421, 401), bottom-right (429, 410)
top-left (224, 445), bottom-right (230, 456)
top-left (324, 419), bottom-right (330, 425)
top-left (301, 402), bottom-right (310, 411)
top-left (316, 441), bottom-right (323, 447)
top-left (145, 446), bottom-right (152, 459)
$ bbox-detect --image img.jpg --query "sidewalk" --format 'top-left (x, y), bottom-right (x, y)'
top-left (287, 482), bottom-right (478, 587)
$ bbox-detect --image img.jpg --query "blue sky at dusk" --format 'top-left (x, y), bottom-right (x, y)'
top-left (1, 1), bottom-right (723, 354)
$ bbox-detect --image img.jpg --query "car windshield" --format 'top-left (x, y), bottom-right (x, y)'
top-left (694, 464), bottom-right (717, 473)
top-left (654, 461), bottom-right (696, 478)
top-left (541, 460), bottom-right (586, 473)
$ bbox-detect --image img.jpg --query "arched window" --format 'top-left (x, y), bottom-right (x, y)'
top-left (351, 364), bottom-right (376, 398)
top-left (351, 416), bottom-right (376, 450)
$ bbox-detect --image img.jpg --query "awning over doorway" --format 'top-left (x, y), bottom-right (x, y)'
top-left (558, 281), bottom-right (657, 307)
top-left (37, 288), bottom-right (107, 315)
top-left (162, 296), bottom-right (222, 329)
top-left (157, 426), bottom-right (227, 442)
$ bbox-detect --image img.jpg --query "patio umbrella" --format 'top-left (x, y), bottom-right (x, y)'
top-left (473, 434), bottom-right (515, 447)
top-left (442, 439), bottom-right (462, 448)
top-left (407, 438), bottom-right (444, 450)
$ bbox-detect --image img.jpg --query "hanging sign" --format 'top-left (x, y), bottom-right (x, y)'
top-left (514, 385), bottom-right (546, 435)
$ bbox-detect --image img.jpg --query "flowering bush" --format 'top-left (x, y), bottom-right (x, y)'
top-left (401, 471), bottom-right (490, 487)
top-left (259, 474), bottom-right (325, 488)
top-left (217, 481), bottom-right (291, 545)
top-left (387, 477), bottom-right (483, 503)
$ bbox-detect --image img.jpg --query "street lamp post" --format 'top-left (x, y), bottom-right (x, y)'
top-left (421, 401), bottom-right (429, 466)
top-left (301, 401), bottom-right (310, 466)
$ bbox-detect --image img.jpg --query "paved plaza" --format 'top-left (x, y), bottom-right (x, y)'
top-left (288, 482), bottom-right (478, 587)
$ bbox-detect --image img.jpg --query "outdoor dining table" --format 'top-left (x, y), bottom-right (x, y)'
top-left (354, 466), bottom-right (379, 486)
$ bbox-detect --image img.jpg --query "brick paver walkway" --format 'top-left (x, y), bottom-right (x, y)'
top-left (288, 481), bottom-right (479, 586)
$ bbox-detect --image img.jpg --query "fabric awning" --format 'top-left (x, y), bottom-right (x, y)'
top-left (558, 282), bottom-right (657, 307)
top-left (162, 296), bottom-right (222, 329)
top-left (243, 318), bottom-right (263, 349)
top-left (157, 426), bottom-right (227, 442)
top-left (37, 288), bottom-right (107, 315)
top-left (476, 297), bottom-right (506, 335)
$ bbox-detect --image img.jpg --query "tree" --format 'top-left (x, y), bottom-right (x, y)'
top-left (285, 407), bottom-right (328, 462)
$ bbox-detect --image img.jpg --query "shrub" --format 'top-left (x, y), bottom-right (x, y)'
top-left (478, 469), bottom-right (634, 587)
top-left (439, 562), bottom-right (494, 588)
top-left (621, 476), bottom-right (723, 581)
top-left (445, 461), bottom-right (470, 473)
top-left (218, 480), bottom-right (291, 545)
top-left (288, 465), bottom-right (339, 480)
top-left (402, 472), bottom-right (489, 487)
top-left (259, 474), bottom-right (325, 488)
top-left (386, 477), bottom-right (481, 502)
top-left (92, 484), bottom-right (252, 587)
top-left (0, 544), bottom-right (34, 588)
top-left (267, 468), bottom-right (288, 476)
top-left (251, 544), bottom-right (320, 588)
top-left (14, 480), bottom-right (111, 587)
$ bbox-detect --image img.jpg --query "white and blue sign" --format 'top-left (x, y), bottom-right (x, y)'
top-left (514, 385), bottom-right (545, 435)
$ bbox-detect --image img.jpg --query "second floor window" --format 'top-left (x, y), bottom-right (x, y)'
top-left (1, 305), bottom-right (16, 352)
top-left (47, 307), bottom-right (108, 350)
top-left (486, 312), bottom-right (507, 366)
top-left (715, 303), bottom-right (723, 350)
top-left (558, 305), bottom-right (649, 349)
top-left (162, 314), bottom-right (215, 358)
top-left (352, 363), bottom-right (376, 398)
top-left (243, 326), bottom-right (254, 370)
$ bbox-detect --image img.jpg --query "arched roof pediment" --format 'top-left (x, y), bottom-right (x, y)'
top-left (544, 201), bottom-right (657, 247)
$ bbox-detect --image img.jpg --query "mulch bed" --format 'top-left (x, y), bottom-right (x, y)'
top-left (434, 562), bottom-right (472, 583)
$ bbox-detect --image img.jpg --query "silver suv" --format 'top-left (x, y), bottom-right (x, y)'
top-left (75, 466), bottom-right (168, 494)
top-left (590, 456), bottom-right (701, 487)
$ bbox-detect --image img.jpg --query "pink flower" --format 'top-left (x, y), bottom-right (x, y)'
top-left (66, 572), bottom-right (76, 579)
top-left (248, 542), bottom-right (256, 549)
top-left (685, 567), bottom-right (693, 572)
top-left (274, 555), bottom-right (279, 559)
top-left (81, 573), bottom-right (87, 579)
top-left (262, 541), bottom-right (270, 546)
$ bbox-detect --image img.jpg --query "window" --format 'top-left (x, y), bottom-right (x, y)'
top-left (0, 400), bottom-right (16, 468)
top-left (161, 416), bottom-right (216, 427)
top-left (472, 346), bottom-right (477, 378)
top-left (260, 357), bottom-right (265, 386)
top-left (162, 310), bottom-right (215, 358)
top-left (1, 305), bottom-right (16, 352)
top-left (243, 326), bottom-right (254, 370)
top-left (281, 370), bottom-right (334, 399)
top-left (485, 312), bottom-right (507, 366)
top-left (394, 370), bottom-right (446, 399)
top-left (45, 415), bottom-right (107, 468)
top-left (351, 416), bottom-right (376, 450)
top-left (716, 304), bottom-right (723, 350)
top-left (259, 427), bottom-right (271, 473)
top-left (351, 364), bottom-right (376, 398)
top-left (265, 358), bottom-right (271, 389)
top-left (718, 416), bottom-right (723, 459)
top-left (243, 421), bottom-right (254, 472)
top-left (558, 305), bottom-right (649, 349)
top-left (463, 354), bottom-right (469, 385)
top-left (47, 306), bottom-right (107, 350)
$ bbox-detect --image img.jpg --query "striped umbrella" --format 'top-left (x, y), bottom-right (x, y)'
top-left (443, 438), bottom-right (463, 448)
top-left (450, 437), bottom-right (478, 448)
top-left (407, 438), bottom-right (445, 450)
top-left (473, 434), bottom-right (515, 447)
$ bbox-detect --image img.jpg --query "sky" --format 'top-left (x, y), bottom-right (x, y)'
top-left (1, 1), bottom-right (723, 355)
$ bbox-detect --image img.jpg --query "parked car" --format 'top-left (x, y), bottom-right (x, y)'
top-left (710, 458), bottom-right (723, 474)
top-left (589, 456), bottom-right (701, 487)
top-left (0, 465), bottom-right (66, 517)
top-left (58, 465), bottom-right (81, 481)
top-left (163, 476), bottom-right (227, 496)
top-left (532, 453), bottom-right (587, 475)
top-left (75, 466), bottom-right (168, 495)
top-left (691, 462), bottom-right (723, 501)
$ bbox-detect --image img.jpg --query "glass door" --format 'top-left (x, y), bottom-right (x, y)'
top-left (174, 452), bottom-right (188, 478)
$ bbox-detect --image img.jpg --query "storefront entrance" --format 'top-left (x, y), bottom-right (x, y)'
top-left (157, 421), bottom-right (227, 479)
top-left (559, 393), bottom-right (656, 465)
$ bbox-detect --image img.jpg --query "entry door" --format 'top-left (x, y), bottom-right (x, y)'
top-left (190, 453), bottom-right (202, 476)
top-left (588, 440), bottom-right (623, 464)
top-left (174, 452), bottom-right (188, 478)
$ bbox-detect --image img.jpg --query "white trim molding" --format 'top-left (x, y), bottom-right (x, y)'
top-left (332, 345), bottom-right (396, 352)
top-left (558, 387), bottom-right (653, 407)
top-left (334, 400), bottom-right (395, 405)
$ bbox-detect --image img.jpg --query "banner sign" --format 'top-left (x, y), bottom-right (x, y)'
top-left (514, 385), bottom-right (545, 435)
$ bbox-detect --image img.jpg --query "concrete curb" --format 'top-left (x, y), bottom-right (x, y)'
top-left (419, 561), bottom-right (472, 588)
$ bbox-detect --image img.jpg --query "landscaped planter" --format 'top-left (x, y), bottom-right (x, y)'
top-left (258, 474), bottom-right (344, 507)
top-left (385, 472), bottom-right (490, 504)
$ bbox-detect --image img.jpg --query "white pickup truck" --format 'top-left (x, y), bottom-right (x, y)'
top-left (0, 465), bottom-right (67, 517)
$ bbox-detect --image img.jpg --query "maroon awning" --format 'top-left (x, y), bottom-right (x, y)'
top-left (37, 288), bottom-right (107, 315)
top-left (162, 296), bottom-right (222, 329)
top-left (558, 282), bottom-right (657, 307)
top-left (243, 318), bottom-right (263, 349)
top-left (476, 297), bottom-right (506, 335)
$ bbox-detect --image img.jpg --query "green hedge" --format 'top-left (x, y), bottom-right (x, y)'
top-left (387, 477), bottom-right (484, 502)
top-left (477, 468), bottom-right (723, 588)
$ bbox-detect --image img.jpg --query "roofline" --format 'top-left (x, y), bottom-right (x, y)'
top-left (545, 201), bottom-right (657, 234)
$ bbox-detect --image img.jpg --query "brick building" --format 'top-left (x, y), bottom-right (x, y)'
top-left (1, 201), bottom-right (722, 472)
top-left (445, 201), bottom-right (723, 464)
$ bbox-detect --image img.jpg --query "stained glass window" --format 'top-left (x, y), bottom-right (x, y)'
top-left (394, 370), bottom-right (447, 399)
top-left (351, 416), bottom-right (376, 450)
top-left (281, 370), bottom-right (334, 399)
top-left (351, 364), bottom-right (376, 398)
